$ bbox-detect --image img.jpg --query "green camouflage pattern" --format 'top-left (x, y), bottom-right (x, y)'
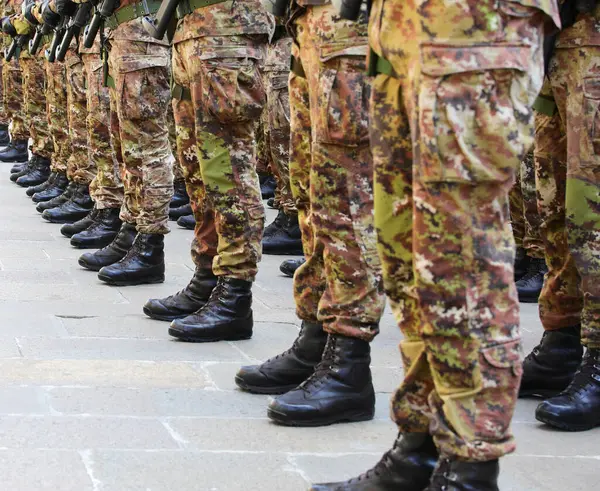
top-left (2, 58), bottom-right (28, 141)
top-left (44, 57), bottom-right (69, 173)
top-left (369, 0), bottom-right (557, 461)
top-left (289, 4), bottom-right (384, 341)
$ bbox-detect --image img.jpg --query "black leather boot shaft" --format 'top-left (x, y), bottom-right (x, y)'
top-left (516, 257), bottom-right (548, 303)
top-left (60, 207), bottom-right (99, 238)
top-left (177, 214), bottom-right (195, 230)
top-left (70, 208), bottom-right (122, 249)
top-left (235, 321), bottom-right (327, 394)
top-left (169, 277), bottom-right (253, 342)
top-left (78, 222), bottom-right (137, 271)
top-left (267, 334), bottom-right (376, 426)
top-left (16, 156), bottom-right (51, 187)
top-left (98, 233), bottom-right (165, 286)
top-left (32, 172), bottom-right (69, 203)
top-left (27, 171), bottom-right (56, 197)
top-left (262, 212), bottom-right (302, 255)
top-left (11, 162), bottom-right (27, 174)
top-left (535, 348), bottom-right (600, 431)
top-left (169, 203), bottom-right (192, 220)
top-left (0, 124), bottom-right (9, 146)
top-left (263, 209), bottom-right (286, 238)
top-left (143, 267), bottom-right (218, 321)
top-left (519, 326), bottom-right (583, 398)
top-left (514, 247), bottom-right (527, 282)
top-left (425, 458), bottom-right (499, 491)
top-left (0, 139), bottom-right (28, 163)
top-left (260, 175), bottom-right (276, 199)
top-left (280, 257), bottom-right (305, 278)
top-left (170, 179), bottom-right (189, 208)
top-left (36, 182), bottom-right (77, 212)
top-left (10, 155), bottom-right (38, 182)
top-left (310, 433), bottom-right (439, 491)
top-left (42, 184), bottom-right (94, 223)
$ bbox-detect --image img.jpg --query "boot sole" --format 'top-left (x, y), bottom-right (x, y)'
top-left (142, 307), bottom-right (189, 322)
top-left (519, 388), bottom-right (564, 399)
top-left (71, 238), bottom-right (118, 249)
top-left (535, 413), bottom-right (600, 432)
top-left (267, 407), bottom-right (375, 427)
top-left (98, 274), bottom-right (165, 287)
top-left (518, 292), bottom-right (541, 303)
top-left (168, 327), bottom-right (252, 343)
top-left (234, 376), bottom-right (296, 395)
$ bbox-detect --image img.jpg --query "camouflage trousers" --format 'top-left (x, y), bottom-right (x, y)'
top-left (535, 44), bottom-right (600, 349)
top-left (509, 151), bottom-right (544, 258)
top-left (171, 35), bottom-right (265, 280)
top-left (20, 55), bottom-right (52, 158)
top-left (44, 58), bottom-right (69, 174)
top-left (370, 0), bottom-right (548, 462)
top-left (290, 5), bottom-right (384, 340)
top-left (82, 52), bottom-right (123, 210)
top-left (167, 104), bottom-right (185, 182)
top-left (0, 62), bottom-right (8, 125)
top-left (2, 59), bottom-right (28, 141)
top-left (108, 39), bottom-right (174, 234)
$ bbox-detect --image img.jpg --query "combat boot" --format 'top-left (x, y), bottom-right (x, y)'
top-left (262, 212), bottom-right (302, 255)
top-left (267, 333), bottom-right (375, 426)
top-left (98, 233), bottom-right (165, 286)
top-left (27, 171), bottom-right (56, 197)
top-left (70, 208), bottom-right (122, 248)
top-left (11, 162), bottom-right (27, 174)
top-left (0, 123), bottom-right (9, 146)
top-left (170, 179), bottom-right (189, 208)
top-left (78, 222), bottom-right (137, 271)
top-left (36, 182), bottom-right (77, 213)
top-left (514, 247), bottom-right (527, 281)
top-left (535, 348), bottom-right (600, 431)
top-left (260, 175), bottom-right (276, 199)
top-left (60, 208), bottom-right (99, 238)
top-left (169, 277), bottom-right (253, 342)
top-left (10, 156), bottom-right (37, 182)
top-left (42, 184), bottom-right (93, 223)
top-left (425, 457), bottom-right (499, 491)
top-left (310, 433), bottom-right (438, 491)
top-left (519, 326), bottom-right (583, 398)
top-left (169, 203), bottom-right (192, 220)
top-left (0, 139), bottom-right (28, 162)
top-left (177, 214), bottom-right (195, 230)
top-left (280, 257), bottom-right (305, 278)
top-left (143, 267), bottom-right (218, 321)
top-left (516, 257), bottom-right (548, 303)
top-left (16, 155), bottom-right (51, 187)
top-left (266, 197), bottom-right (277, 209)
top-left (235, 321), bottom-right (327, 394)
top-left (32, 172), bottom-right (69, 203)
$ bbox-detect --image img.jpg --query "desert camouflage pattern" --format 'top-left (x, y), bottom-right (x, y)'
top-left (171, 30), bottom-right (266, 280)
top-left (289, 4), bottom-right (384, 341)
top-left (509, 151), bottom-right (544, 258)
top-left (535, 9), bottom-right (600, 349)
top-left (44, 57), bottom-right (69, 173)
top-left (82, 51), bottom-right (124, 210)
top-left (107, 20), bottom-right (174, 234)
top-left (369, 0), bottom-right (558, 461)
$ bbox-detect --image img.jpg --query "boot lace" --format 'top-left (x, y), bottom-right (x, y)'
top-left (562, 349), bottom-right (600, 398)
top-left (298, 336), bottom-right (337, 393)
top-left (345, 438), bottom-right (403, 483)
top-left (517, 258), bottom-right (547, 284)
top-left (426, 458), bottom-right (452, 490)
top-left (263, 326), bottom-right (306, 363)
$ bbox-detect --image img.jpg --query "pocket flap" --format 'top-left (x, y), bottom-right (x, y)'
top-left (319, 42), bottom-right (368, 63)
top-left (115, 55), bottom-right (169, 73)
top-left (421, 44), bottom-right (532, 77)
top-left (199, 46), bottom-right (263, 61)
top-left (583, 77), bottom-right (600, 100)
top-left (482, 340), bottom-right (522, 368)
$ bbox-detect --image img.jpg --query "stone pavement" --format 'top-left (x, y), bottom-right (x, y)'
top-left (0, 166), bottom-right (597, 491)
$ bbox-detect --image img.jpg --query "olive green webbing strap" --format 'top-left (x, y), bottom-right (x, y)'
top-left (105, 0), bottom-right (164, 29)
top-left (176, 0), bottom-right (228, 18)
top-left (532, 94), bottom-right (557, 116)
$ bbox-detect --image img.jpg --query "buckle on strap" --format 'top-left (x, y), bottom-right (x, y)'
top-left (106, 0), bottom-right (164, 30)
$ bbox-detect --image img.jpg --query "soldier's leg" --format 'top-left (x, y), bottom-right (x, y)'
top-left (168, 34), bottom-right (264, 342)
top-left (535, 44), bottom-right (600, 431)
top-left (0, 62), bottom-right (10, 145)
top-left (0, 60), bottom-right (29, 163)
top-left (167, 105), bottom-right (190, 211)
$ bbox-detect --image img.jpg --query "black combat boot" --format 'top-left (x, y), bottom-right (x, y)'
top-left (262, 211), bottom-right (302, 255)
top-left (516, 257), bottom-right (548, 303)
top-left (177, 214), bottom-right (195, 230)
top-left (169, 203), bottom-right (192, 220)
top-left (260, 175), bottom-right (276, 199)
top-left (268, 333), bottom-right (376, 426)
top-left (519, 326), bottom-right (583, 398)
top-left (42, 184), bottom-right (94, 223)
top-left (32, 172), bottom-right (69, 203)
top-left (143, 267), bottom-right (218, 321)
top-left (10, 156), bottom-right (37, 182)
top-left (170, 179), bottom-right (189, 208)
top-left (78, 222), bottom-right (137, 271)
top-left (514, 247), bottom-right (527, 282)
top-left (0, 123), bottom-right (9, 146)
top-left (11, 162), bottom-right (28, 174)
top-left (60, 208), bottom-right (99, 238)
top-left (27, 171), bottom-right (55, 197)
top-left (16, 155), bottom-right (51, 187)
top-left (98, 233), bottom-right (165, 286)
top-left (267, 197), bottom-right (277, 209)
top-left (425, 457), bottom-right (499, 491)
top-left (36, 181), bottom-right (77, 212)
top-left (169, 277), bottom-right (253, 342)
top-left (235, 321), bottom-right (327, 394)
top-left (70, 208), bottom-right (122, 248)
top-left (535, 348), bottom-right (600, 431)
top-left (0, 139), bottom-right (28, 162)
top-left (310, 433), bottom-right (438, 491)
top-left (280, 257), bottom-right (305, 278)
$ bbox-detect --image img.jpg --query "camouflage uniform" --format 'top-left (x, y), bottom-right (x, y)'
top-left (289, 2), bottom-right (384, 340)
top-left (369, 0), bottom-right (558, 461)
top-left (171, 0), bottom-right (271, 279)
top-left (81, 38), bottom-right (123, 209)
top-left (107, 9), bottom-right (174, 234)
top-left (44, 55), bottom-right (69, 174)
top-left (535, 9), bottom-right (600, 349)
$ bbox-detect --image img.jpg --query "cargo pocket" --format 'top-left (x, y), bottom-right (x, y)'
top-left (268, 73), bottom-right (290, 130)
top-left (418, 44), bottom-right (534, 183)
top-left (583, 77), bottom-right (600, 160)
top-left (315, 44), bottom-right (370, 147)
top-left (119, 66), bottom-right (170, 122)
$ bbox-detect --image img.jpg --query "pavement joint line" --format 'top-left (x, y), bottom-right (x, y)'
top-left (160, 419), bottom-right (191, 450)
top-left (14, 337), bottom-right (23, 357)
top-left (79, 449), bottom-right (102, 491)
top-left (226, 341), bottom-right (256, 363)
top-left (284, 455), bottom-right (311, 484)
